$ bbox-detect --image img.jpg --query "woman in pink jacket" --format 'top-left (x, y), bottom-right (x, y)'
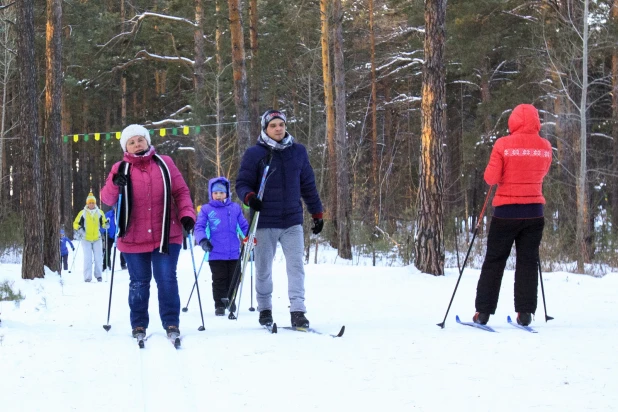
top-left (473, 104), bottom-right (552, 327)
top-left (101, 124), bottom-right (196, 341)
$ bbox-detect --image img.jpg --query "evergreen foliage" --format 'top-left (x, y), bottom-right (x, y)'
top-left (1, 0), bottom-right (616, 269)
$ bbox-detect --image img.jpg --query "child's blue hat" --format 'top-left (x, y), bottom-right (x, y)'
top-left (212, 182), bottom-right (227, 193)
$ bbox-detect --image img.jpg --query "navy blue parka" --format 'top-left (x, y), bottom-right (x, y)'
top-left (236, 138), bottom-right (323, 229)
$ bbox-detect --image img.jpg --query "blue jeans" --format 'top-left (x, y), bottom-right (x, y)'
top-left (124, 244), bottom-right (181, 330)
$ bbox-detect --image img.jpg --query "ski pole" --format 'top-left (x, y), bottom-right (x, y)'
top-left (249, 249), bottom-right (255, 311)
top-left (225, 150), bottom-right (273, 319)
top-left (104, 229), bottom-right (108, 282)
top-left (538, 260), bottom-right (554, 322)
top-left (188, 233), bottom-right (206, 331)
top-left (103, 194), bottom-right (122, 332)
top-left (437, 185), bottom-right (495, 329)
top-left (69, 240), bottom-right (81, 273)
top-left (181, 250), bottom-right (208, 312)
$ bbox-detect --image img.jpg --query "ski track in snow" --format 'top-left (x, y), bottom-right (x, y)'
top-left (2, 245), bottom-right (618, 411)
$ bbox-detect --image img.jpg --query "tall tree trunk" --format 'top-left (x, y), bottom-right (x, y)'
top-left (320, 0), bottom-right (338, 244)
top-left (0, 10), bottom-right (14, 203)
top-left (17, 0), bottom-right (44, 279)
top-left (575, 0), bottom-right (590, 273)
top-left (369, 0), bottom-right (378, 229)
top-left (120, 0), bottom-right (127, 125)
top-left (611, 0), bottom-right (618, 235)
top-left (248, 0), bottom-right (260, 139)
top-left (415, 0), bottom-right (446, 276)
top-left (43, 0), bottom-right (63, 273)
top-left (332, 0), bottom-right (351, 259)
top-left (215, 0), bottom-right (224, 176)
top-left (61, 95), bottom-right (72, 237)
top-left (193, 0), bottom-right (205, 93)
top-left (193, 0), bottom-right (209, 204)
top-left (228, 0), bottom-right (251, 152)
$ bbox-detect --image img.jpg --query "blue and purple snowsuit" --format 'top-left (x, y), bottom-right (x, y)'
top-left (194, 177), bottom-right (249, 308)
top-left (59, 235), bottom-right (75, 272)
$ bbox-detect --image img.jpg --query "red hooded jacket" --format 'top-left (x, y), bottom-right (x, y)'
top-left (484, 104), bottom-right (552, 207)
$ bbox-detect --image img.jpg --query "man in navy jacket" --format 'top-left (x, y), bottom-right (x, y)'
top-left (236, 109), bottom-right (324, 328)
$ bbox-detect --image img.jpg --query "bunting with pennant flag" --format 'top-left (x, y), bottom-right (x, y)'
top-left (62, 125), bottom-right (203, 143)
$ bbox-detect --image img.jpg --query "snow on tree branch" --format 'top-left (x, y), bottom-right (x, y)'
top-left (169, 105), bottom-right (193, 118)
top-left (128, 12), bottom-right (198, 28)
top-left (145, 118), bottom-right (191, 127)
top-left (135, 50), bottom-right (194, 68)
top-left (98, 12), bottom-right (198, 50)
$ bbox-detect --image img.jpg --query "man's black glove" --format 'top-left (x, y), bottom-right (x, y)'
top-left (181, 217), bottom-right (195, 233)
top-left (247, 193), bottom-right (263, 212)
top-left (200, 239), bottom-right (213, 253)
top-left (112, 174), bottom-right (127, 187)
top-left (311, 217), bottom-right (324, 235)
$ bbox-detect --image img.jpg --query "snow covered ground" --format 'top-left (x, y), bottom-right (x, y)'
top-left (1, 243), bottom-right (617, 412)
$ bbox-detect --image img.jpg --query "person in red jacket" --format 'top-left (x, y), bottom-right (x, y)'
top-left (101, 124), bottom-right (196, 341)
top-left (473, 104), bottom-right (552, 327)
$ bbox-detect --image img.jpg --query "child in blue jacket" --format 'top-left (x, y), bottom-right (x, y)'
top-left (194, 177), bottom-right (249, 315)
top-left (59, 229), bottom-right (75, 275)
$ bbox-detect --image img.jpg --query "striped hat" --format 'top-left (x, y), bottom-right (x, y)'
top-left (86, 192), bottom-right (96, 205)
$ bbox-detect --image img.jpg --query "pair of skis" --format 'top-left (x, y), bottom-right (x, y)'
top-left (135, 333), bottom-right (181, 349)
top-left (262, 322), bottom-right (345, 338)
top-left (455, 315), bottom-right (538, 333)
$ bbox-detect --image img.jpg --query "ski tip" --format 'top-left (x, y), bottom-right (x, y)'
top-left (335, 325), bottom-right (345, 337)
top-left (103, 325), bottom-right (111, 332)
top-left (174, 338), bottom-right (181, 349)
top-left (455, 315), bottom-right (461, 323)
top-left (138, 340), bottom-right (145, 349)
top-left (272, 323), bottom-right (278, 334)
top-left (507, 315), bottom-right (513, 323)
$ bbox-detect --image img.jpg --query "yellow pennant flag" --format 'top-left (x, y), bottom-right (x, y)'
top-left (183, 126), bottom-right (189, 135)
top-left (116, 131), bottom-right (121, 140)
top-left (73, 134), bottom-right (79, 142)
top-left (160, 128), bottom-right (166, 137)
top-left (95, 133), bottom-right (100, 141)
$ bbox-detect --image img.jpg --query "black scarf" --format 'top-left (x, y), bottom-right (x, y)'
top-left (117, 154), bottom-right (172, 254)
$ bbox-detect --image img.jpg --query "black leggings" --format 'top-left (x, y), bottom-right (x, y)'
top-left (475, 217), bottom-right (544, 314)
top-left (209, 259), bottom-right (240, 308)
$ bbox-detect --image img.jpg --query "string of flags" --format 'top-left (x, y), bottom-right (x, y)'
top-left (62, 125), bottom-right (202, 143)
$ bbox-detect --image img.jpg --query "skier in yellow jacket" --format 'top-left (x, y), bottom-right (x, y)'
top-left (73, 192), bottom-right (109, 282)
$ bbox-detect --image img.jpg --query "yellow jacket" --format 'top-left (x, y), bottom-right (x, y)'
top-left (73, 207), bottom-right (109, 241)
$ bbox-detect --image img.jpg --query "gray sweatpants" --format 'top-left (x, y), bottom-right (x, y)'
top-left (82, 239), bottom-right (103, 282)
top-left (254, 225), bottom-right (306, 313)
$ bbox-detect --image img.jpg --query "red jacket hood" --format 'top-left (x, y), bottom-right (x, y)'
top-left (508, 104), bottom-right (541, 135)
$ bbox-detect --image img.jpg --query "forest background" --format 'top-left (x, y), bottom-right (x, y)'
top-left (0, 0), bottom-right (616, 280)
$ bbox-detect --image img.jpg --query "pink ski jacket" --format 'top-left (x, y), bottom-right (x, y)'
top-left (101, 147), bottom-right (195, 253)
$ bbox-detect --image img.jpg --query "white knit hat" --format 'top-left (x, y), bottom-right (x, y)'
top-left (120, 124), bottom-right (151, 152)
